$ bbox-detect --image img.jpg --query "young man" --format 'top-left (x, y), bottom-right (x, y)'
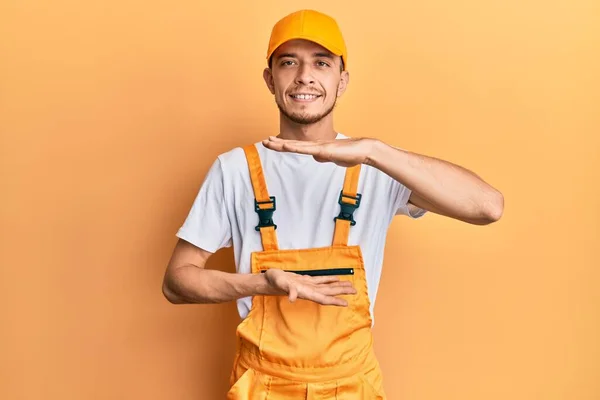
top-left (162, 9), bottom-right (503, 399)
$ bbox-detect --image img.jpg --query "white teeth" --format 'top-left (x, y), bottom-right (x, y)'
top-left (292, 94), bottom-right (318, 99)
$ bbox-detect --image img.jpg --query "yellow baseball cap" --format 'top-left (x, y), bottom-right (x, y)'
top-left (266, 9), bottom-right (348, 70)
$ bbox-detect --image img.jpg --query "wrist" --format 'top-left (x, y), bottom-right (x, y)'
top-left (253, 272), bottom-right (276, 296)
top-left (364, 139), bottom-right (386, 168)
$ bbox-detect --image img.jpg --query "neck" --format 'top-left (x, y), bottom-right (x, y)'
top-left (277, 113), bottom-right (338, 141)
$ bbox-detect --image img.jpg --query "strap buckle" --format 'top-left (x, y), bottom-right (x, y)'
top-left (334, 191), bottom-right (362, 226)
top-left (255, 196), bottom-right (277, 231)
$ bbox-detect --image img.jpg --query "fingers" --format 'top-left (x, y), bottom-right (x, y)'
top-left (267, 269), bottom-right (357, 307)
top-left (262, 136), bottom-right (329, 155)
top-left (305, 275), bottom-right (342, 284)
top-left (297, 275), bottom-right (355, 291)
top-left (293, 281), bottom-right (357, 307)
top-left (265, 136), bottom-right (314, 144)
top-left (261, 140), bottom-right (284, 151)
top-left (317, 284), bottom-right (357, 297)
top-left (265, 141), bottom-right (319, 156)
top-left (298, 274), bottom-right (355, 285)
top-left (309, 292), bottom-right (349, 307)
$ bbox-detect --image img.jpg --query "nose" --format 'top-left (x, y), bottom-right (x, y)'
top-left (294, 63), bottom-right (315, 85)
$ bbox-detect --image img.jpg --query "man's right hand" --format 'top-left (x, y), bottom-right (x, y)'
top-left (162, 239), bottom-right (359, 306)
top-left (263, 269), bottom-right (357, 306)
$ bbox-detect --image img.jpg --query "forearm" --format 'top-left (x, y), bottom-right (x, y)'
top-left (163, 265), bottom-right (274, 304)
top-left (367, 140), bottom-right (503, 223)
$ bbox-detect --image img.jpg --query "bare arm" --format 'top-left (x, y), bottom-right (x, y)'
top-left (261, 136), bottom-right (504, 226)
top-left (367, 141), bottom-right (504, 225)
top-left (161, 238), bottom-right (356, 306)
top-left (161, 239), bottom-right (272, 304)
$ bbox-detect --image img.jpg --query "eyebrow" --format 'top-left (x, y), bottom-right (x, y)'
top-left (276, 52), bottom-right (335, 60)
top-left (313, 52), bottom-right (334, 59)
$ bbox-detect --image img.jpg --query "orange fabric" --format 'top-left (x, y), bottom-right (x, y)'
top-left (266, 9), bottom-right (348, 69)
top-left (229, 145), bottom-right (384, 399)
top-left (243, 145), bottom-right (279, 251)
top-left (332, 165), bottom-right (361, 246)
top-left (242, 145), bottom-right (271, 204)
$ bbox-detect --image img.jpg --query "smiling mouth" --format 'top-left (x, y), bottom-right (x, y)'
top-left (289, 93), bottom-right (322, 102)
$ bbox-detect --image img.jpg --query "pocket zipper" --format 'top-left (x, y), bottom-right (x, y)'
top-left (260, 268), bottom-right (354, 276)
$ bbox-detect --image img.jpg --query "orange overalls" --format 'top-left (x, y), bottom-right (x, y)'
top-left (227, 144), bottom-right (386, 399)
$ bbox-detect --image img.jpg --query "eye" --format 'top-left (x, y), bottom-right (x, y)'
top-left (281, 60), bottom-right (296, 66)
top-left (317, 61), bottom-right (330, 67)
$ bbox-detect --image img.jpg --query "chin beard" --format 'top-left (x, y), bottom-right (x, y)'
top-left (276, 97), bottom-right (337, 125)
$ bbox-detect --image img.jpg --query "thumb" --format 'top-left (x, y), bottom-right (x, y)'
top-left (313, 155), bottom-right (330, 163)
top-left (288, 284), bottom-right (298, 303)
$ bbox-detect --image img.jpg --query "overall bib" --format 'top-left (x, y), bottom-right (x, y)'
top-left (227, 144), bottom-right (386, 399)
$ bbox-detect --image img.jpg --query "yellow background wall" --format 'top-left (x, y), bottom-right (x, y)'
top-left (1, 1), bottom-right (598, 399)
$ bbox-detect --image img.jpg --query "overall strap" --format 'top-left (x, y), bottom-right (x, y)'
top-left (242, 144), bottom-right (279, 251)
top-left (332, 164), bottom-right (362, 246)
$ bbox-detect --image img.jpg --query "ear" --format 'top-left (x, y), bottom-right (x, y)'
top-left (337, 70), bottom-right (350, 97)
top-left (263, 68), bottom-right (275, 95)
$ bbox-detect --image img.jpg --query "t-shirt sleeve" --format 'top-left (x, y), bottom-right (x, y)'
top-left (176, 158), bottom-right (232, 252)
top-left (394, 182), bottom-right (427, 219)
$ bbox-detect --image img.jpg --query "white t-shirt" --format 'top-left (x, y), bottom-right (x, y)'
top-left (176, 133), bottom-right (426, 326)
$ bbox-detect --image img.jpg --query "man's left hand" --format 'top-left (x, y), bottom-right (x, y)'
top-left (262, 136), bottom-right (377, 167)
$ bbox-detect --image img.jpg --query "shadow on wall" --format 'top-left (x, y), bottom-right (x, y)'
top-left (159, 246), bottom-right (240, 399)
top-left (201, 247), bottom-right (240, 398)
top-left (151, 122), bottom-right (265, 398)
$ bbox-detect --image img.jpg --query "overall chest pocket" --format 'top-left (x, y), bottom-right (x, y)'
top-left (251, 246), bottom-right (372, 368)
